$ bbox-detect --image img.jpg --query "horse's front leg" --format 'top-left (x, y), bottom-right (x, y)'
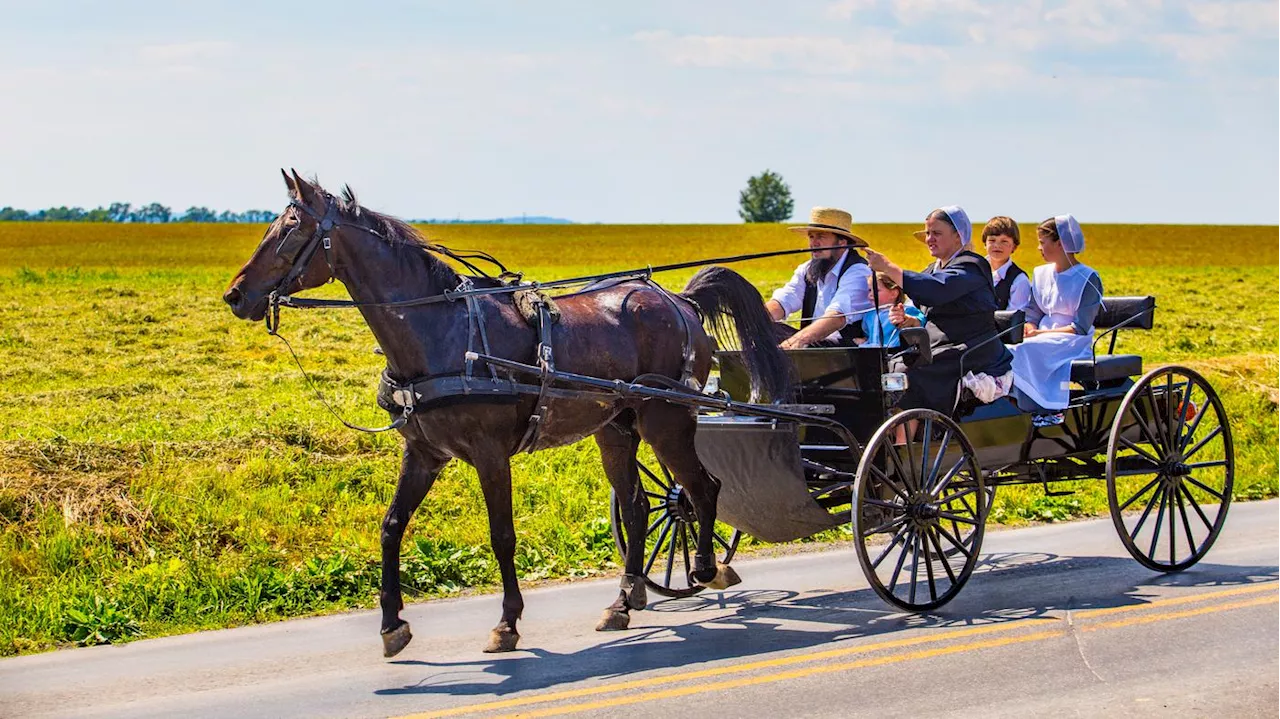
top-left (593, 417), bottom-right (647, 631)
top-left (474, 453), bottom-right (523, 653)
top-left (639, 403), bottom-right (741, 590)
top-left (380, 446), bottom-right (446, 658)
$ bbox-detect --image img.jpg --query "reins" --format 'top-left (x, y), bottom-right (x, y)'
top-left (259, 196), bottom-right (880, 434)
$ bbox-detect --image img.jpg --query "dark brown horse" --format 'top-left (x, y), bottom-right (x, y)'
top-left (223, 171), bottom-right (791, 657)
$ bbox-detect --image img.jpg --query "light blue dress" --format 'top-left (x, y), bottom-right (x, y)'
top-left (861, 305), bottom-right (927, 348)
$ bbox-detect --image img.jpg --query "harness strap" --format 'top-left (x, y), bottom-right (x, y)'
top-left (514, 299), bottom-right (557, 454)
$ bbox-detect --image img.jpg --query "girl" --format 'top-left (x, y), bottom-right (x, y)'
top-left (1009, 215), bottom-right (1104, 427)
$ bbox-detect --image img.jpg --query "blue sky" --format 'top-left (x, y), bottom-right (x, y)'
top-left (2, 1), bottom-right (1276, 223)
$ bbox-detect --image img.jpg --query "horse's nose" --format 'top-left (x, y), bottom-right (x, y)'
top-left (223, 286), bottom-right (243, 310)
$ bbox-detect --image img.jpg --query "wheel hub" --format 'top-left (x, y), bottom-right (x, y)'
top-left (666, 486), bottom-right (696, 523)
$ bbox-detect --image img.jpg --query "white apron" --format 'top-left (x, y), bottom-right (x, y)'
top-left (1010, 264), bottom-right (1096, 410)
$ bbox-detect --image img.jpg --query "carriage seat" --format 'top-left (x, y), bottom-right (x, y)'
top-left (1068, 296), bottom-right (1155, 384)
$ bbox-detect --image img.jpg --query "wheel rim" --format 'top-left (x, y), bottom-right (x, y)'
top-left (854, 409), bottom-right (985, 611)
top-left (610, 454), bottom-right (741, 598)
top-left (1107, 366), bottom-right (1233, 572)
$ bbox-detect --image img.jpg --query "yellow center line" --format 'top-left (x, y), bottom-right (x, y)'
top-left (496, 630), bottom-right (1069, 719)
top-left (392, 582), bottom-right (1276, 719)
top-left (1080, 595), bottom-right (1278, 631)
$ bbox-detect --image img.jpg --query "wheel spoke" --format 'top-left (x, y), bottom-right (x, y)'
top-left (1186, 459), bottom-right (1228, 470)
top-left (1145, 383), bottom-right (1171, 457)
top-left (1172, 380), bottom-right (1193, 454)
top-left (1178, 483), bottom-right (1214, 532)
top-left (904, 426), bottom-right (919, 494)
top-left (919, 417), bottom-right (933, 488)
top-left (644, 518), bottom-right (673, 574)
top-left (643, 491), bottom-right (666, 502)
top-left (1129, 400), bottom-right (1167, 459)
top-left (1118, 475), bottom-right (1163, 512)
top-left (1119, 436), bottom-right (1161, 466)
top-left (926, 527), bottom-right (958, 584)
top-left (931, 457), bottom-right (970, 496)
top-left (637, 462), bottom-right (671, 491)
top-left (862, 515), bottom-right (907, 538)
top-left (1129, 484), bottom-right (1165, 541)
top-left (680, 524), bottom-right (693, 587)
top-left (884, 440), bottom-right (915, 493)
top-left (646, 512), bottom-right (669, 535)
top-left (1167, 484), bottom-right (1177, 565)
top-left (1184, 475), bottom-right (1225, 501)
top-left (1176, 484), bottom-right (1197, 560)
top-left (663, 522), bottom-right (679, 587)
top-left (1183, 424), bottom-right (1223, 461)
top-left (871, 523), bottom-right (911, 569)
top-left (1178, 394), bottom-right (1211, 453)
top-left (864, 497), bottom-right (906, 510)
top-left (922, 526), bottom-right (938, 602)
top-left (1163, 372), bottom-right (1178, 451)
top-left (888, 529), bottom-right (915, 592)
top-left (868, 462), bottom-right (911, 502)
top-left (908, 532), bottom-right (921, 604)
top-left (1148, 486), bottom-right (1168, 560)
top-left (935, 511), bottom-right (977, 525)
top-left (927, 427), bottom-right (954, 494)
top-left (936, 486), bottom-right (979, 507)
top-left (935, 523), bottom-right (971, 558)
top-left (713, 530), bottom-right (733, 552)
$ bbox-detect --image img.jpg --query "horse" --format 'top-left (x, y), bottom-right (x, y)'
top-left (223, 171), bottom-right (792, 657)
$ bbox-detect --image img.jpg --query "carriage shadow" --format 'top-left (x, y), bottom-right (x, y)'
top-left (374, 551), bottom-right (1277, 698)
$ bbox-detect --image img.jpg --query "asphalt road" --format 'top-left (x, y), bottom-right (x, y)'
top-left (3, 500), bottom-right (1276, 719)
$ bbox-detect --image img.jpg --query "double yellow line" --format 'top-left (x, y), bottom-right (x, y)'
top-left (395, 582), bottom-right (1277, 719)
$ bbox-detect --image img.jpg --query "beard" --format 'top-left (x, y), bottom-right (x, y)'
top-left (806, 255), bottom-right (837, 284)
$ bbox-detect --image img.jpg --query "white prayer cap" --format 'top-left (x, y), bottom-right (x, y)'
top-left (1054, 214), bottom-right (1085, 253)
top-left (939, 205), bottom-right (972, 249)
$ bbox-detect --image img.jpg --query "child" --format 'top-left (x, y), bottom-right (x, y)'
top-left (981, 216), bottom-right (1031, 312)
top-left (859, 274), bottom-right (925, 347)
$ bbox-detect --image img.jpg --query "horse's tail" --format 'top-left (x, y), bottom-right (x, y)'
top-left (680, 266), bottom-right (793, 403)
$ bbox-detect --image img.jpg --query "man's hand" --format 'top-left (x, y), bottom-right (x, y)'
top-left (779, 334), bottom-right (809, 350)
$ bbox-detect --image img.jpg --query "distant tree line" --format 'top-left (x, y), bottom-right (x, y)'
top-left (0, 203), bottom-right (277, 223)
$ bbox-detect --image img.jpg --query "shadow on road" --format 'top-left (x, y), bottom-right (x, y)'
top-left (374, 552), bottom-right (1277, 698)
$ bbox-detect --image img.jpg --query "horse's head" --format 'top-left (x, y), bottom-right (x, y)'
top-left (223, 169), bottom-right (340, 321)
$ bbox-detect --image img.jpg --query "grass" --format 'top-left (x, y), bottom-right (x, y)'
top-left (0, 221), bottom-right (1276, 656)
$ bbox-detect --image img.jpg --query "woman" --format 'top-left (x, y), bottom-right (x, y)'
top-left (981, 216), bottom-right (1031, 312)
top-left (1009, 215), bottom-right (1104, 427)
top-left (866, 206), bottom-right (1012, 415)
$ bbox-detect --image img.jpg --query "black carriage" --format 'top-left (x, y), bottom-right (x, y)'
top-left (608, 296), bottom-right (1235, 611)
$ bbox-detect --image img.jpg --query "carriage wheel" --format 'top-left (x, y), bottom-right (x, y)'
top-left (854, 408), bottom-right (986, 612)
top-left (610, 452), bottom-right (742, 598)
top-left (1107, 366), bottom-right (1233, 572)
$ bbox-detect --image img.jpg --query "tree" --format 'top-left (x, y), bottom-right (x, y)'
top-left (738, 169), bottom-right (794, 223)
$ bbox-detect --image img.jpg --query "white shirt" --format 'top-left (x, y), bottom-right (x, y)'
top-left (770, 250), bottom-right (874, 342)
top-left (991, 260), bottom-right (1032, 312)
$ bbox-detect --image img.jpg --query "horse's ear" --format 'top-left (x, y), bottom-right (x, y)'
top-left (281, 168), bottom-right (296, 196)
top-left (291, 169), bottom-right (321, 209)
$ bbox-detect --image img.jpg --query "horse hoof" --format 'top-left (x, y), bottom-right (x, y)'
top-left (483, 627), bottom-right (520, 653)
top-left (697, 563), bottom-right (742, 591)
top-left (382, 622), bottom-right (413, 658)
top-left (595, 609), bottom-right (631, 632)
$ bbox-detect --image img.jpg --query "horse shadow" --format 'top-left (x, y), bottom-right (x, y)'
top-left (374, 551), bottom-right (1277, 699)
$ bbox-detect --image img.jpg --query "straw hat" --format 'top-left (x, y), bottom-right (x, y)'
top-left (789, 207), bottom-right (867, 247)
top-left (912, 230), bottom-right (927, 242)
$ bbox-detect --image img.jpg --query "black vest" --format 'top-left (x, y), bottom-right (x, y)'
top-left (992, 262), bottom-right (1026, 310)
top-left (800, 250), bottom-right (867, 329)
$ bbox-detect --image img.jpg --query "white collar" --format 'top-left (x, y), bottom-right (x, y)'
top-left (991, 260), bottom-right (1011, 280)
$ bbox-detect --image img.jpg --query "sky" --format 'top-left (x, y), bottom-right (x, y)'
top-left (1, 0), bottom-right (1277, 224)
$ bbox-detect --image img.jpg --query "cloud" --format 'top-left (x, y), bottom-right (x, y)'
top-left (632, 30), bottom-right (947, 76)
top-left (824, 0), bottom-right (879, 20)
top-left (1186, 1), bottom-right (1279, 35)
top-left (137, 41), bottom-right (236, 63)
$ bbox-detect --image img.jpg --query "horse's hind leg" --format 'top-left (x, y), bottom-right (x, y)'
top-left (636, 402), bottom-right (741, 590)
top-left (474, 453), bottom-right (524, 653)
top-left (381, 446), bottom-right (447, 658)
top-left (593, 414), bottom-right (647, 631)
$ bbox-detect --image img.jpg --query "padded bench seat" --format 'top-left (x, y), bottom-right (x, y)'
top-left (1070, 354), bottom-right (1142, 383)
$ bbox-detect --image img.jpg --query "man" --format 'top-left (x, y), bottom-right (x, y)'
top-left (766, 207), bottom-right (874, 349)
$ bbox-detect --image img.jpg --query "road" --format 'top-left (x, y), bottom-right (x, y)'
top-left (2, 500), bottom-right (1276, 719)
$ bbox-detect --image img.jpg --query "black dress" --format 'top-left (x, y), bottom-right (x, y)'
top-left (896, 250), bottom-right (1013, 414)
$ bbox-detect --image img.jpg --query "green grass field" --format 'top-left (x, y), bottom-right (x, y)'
top-left (1, 221), bottom-right (1276, 656)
